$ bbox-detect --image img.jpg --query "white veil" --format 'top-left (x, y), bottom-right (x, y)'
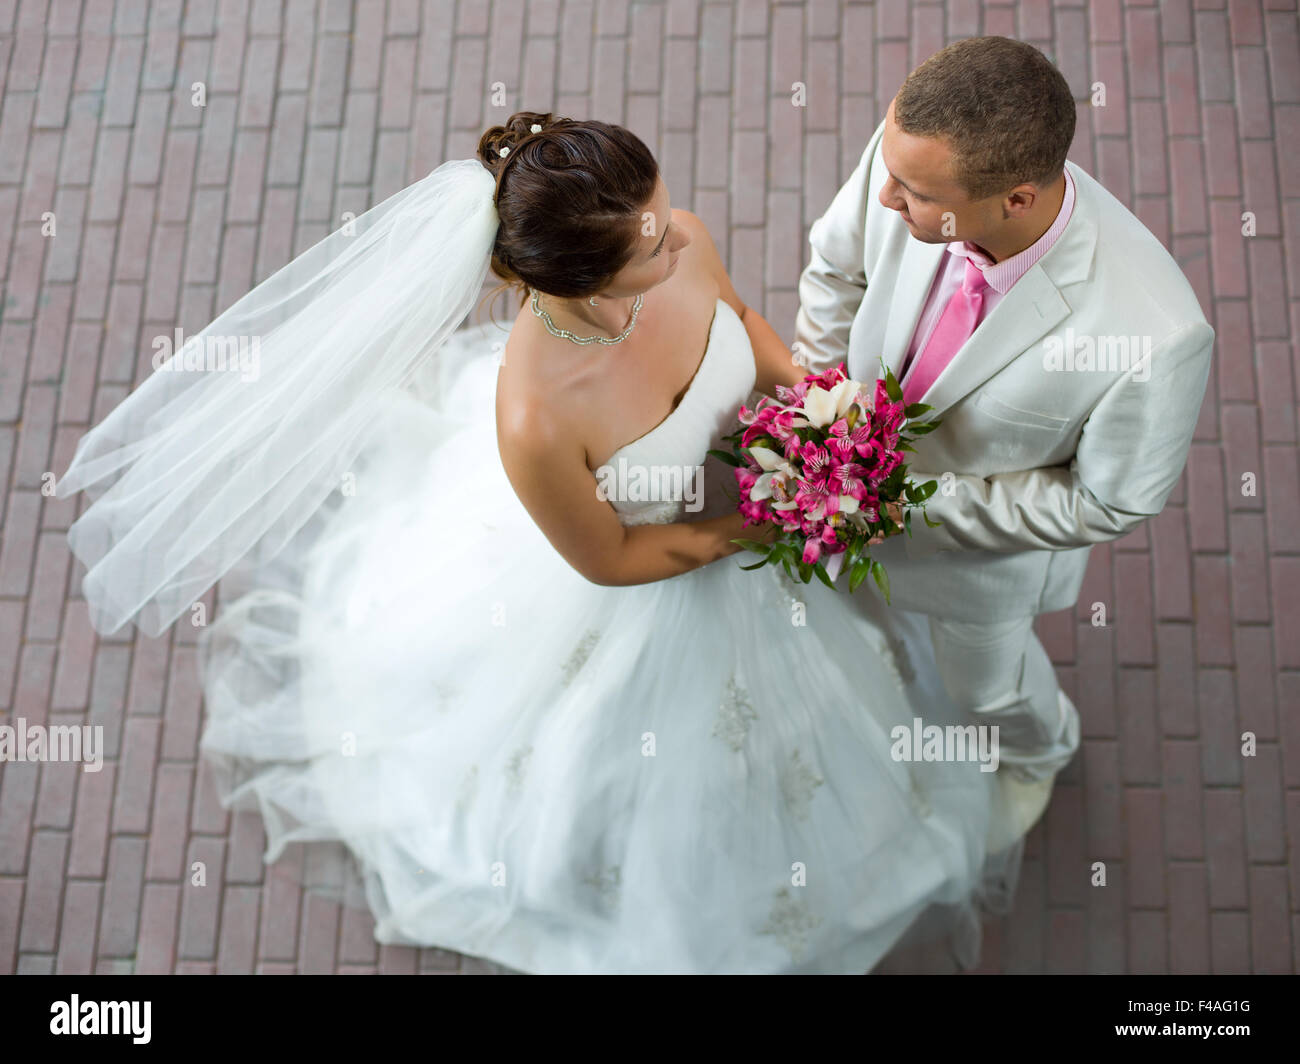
top-left (57, 159), bottom-right (500, 637)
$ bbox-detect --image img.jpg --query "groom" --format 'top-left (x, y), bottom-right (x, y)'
top-left (794, 37), bottom-right (1213, 784)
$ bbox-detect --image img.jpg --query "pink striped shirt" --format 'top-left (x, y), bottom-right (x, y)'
top-left (900, 166), bottom-right (1077, 382)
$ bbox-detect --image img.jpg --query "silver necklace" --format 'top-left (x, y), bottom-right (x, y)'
top-left (530, 288), bottom-right (643, 345)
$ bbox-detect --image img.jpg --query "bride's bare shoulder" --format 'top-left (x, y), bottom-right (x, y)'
top-left (494, 323), bottom-right (584, 457)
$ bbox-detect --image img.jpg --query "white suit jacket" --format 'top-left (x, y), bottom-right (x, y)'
top-left (794, 120), bottom-right (1214, 621)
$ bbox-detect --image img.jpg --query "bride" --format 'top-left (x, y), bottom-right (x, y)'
top-left (59, 112), bottom-right (1033, 974)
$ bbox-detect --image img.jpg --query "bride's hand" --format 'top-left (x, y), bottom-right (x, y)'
top-left (724, 510), bottom-right (782, 548)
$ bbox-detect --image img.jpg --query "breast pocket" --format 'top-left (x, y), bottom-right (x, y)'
top-left (973, 391), bottom-right (1070, 432)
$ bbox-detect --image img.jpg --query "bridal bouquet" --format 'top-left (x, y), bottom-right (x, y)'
top-left (709, 363), bottom-right (941, 602)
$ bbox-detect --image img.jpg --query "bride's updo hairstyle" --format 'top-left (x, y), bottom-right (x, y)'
top-left (477, 111), bottom-right (659, 300)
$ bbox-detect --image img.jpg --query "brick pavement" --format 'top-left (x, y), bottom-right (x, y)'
top-left (0, 0), bottom-right (1296, 974)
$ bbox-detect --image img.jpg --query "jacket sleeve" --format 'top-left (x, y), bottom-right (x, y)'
top-left (793, 121), bottom-right (885, 373)
top-left (903, 319), bottom-right (1215, 557)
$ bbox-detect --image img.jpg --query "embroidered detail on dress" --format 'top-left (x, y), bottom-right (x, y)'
top-left (759, 887), bottom-right (823, 964)
top-left (780, 748), bottom-right (825, 821)
top-left (559, 629), bottom-right (601, 686)
top-left (504, 745), bottom-right (532, 798)
top-left (770, 565), bottom-right (803, 611)
top-left (580, 864), bottom-right (622, 913)
top-left (712, 677), bottom-right (758, 752)
top-left (618, 502), bottom-right (683, 526)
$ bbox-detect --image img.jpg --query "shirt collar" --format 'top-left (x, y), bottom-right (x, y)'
top-left (946, 166), bottom-right (1076, 294)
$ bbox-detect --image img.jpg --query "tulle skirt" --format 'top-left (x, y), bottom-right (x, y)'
top-left (196, 323), bottom-right (1023, 974)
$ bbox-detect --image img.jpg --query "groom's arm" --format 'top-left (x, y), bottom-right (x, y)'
top-left (907, 320), bottom-right (1214, 556)
top-left (793, 122), bottom-right (885, 372)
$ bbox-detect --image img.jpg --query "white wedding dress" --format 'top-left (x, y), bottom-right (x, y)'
top-left (197, 296), bottom-right (1025, 974)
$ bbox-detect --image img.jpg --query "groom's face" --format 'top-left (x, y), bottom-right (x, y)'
top-left (878, 97), bottom-right (995, 246)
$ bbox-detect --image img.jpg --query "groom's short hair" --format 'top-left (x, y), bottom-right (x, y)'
top-left (895, 37), bottom-right (1076, 201)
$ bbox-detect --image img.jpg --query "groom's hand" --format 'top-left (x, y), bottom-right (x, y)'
top-left (866, 502), bottom-right (904, 546)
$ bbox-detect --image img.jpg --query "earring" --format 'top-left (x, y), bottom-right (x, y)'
top-left (588, 296), bottom-right (599, 307)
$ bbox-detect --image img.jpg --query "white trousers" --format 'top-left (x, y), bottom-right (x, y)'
top-left (927, 615), bottom-right (1080, 780)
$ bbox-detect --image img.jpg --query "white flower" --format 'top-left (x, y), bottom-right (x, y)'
top-left (530, 123), bottom-right (542, 133)
top-left (498, 146), bottom-right (510, 157)
top-left (747, 446), bottom-right (798, 504)
top-left (801, 377), bottom-right (860, 428)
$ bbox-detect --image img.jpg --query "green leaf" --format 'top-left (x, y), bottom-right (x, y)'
top-left (812, 561), bottom-right (836, 589)
top-left (871, 558), bottom-right (891, 604)
top-left (797, 560), bottom-right (813, 584)
top-left (904, 509), bottom-right (913, 536)
top-left (911, 479), bottom-right (937, 501)
top-left (897, 441), bottom-right (915, 452)
top-left (730, 538), bottom-right (771, 555)
top-left (740, 556), bottom-right (771, 571)
top-left (849, 557), bottom-right (872, 593)
top-left (884, 366), bottom-right (903, 402)
top-left (903, 402), bottom-right (932, 418)
top-left (707, 448), bottom-right (741, 467)
top-left (906, 422), bottom-right (939, 436)
top-left (923, 512), bottom-right (943, 528)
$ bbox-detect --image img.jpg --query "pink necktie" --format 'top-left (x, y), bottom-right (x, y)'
top-left (902, 257), bottom-right (990, 407)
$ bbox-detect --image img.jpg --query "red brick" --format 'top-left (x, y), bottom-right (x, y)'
top-left (1156, 623), bottom-right (1198, 737)
top-left (1204, 789), bottom-right (1250, 908)
top-left (1249, 866), bottom-right (1292, 972)
top-left (1256, 343), bottom-right (1297, 442)
top-left (177, 836), bottom-right (225, 960)
top-left (67, 762), bottom-right (115, 878)
top-left (112, 717), bottom-right (159, 835)
top-left (1165, 45), bottom-right (1201, 135)
top-left (1168, 862), bottom-right (1211, 973)
top-left (1193, 556), bottom-right (1234, 666)
top-left (55, 880), bottom-right (99, 974)
top-left (258, 860), bottom-right (303, 962)
top-left (1234, 625), bottom-right (1279, 740)
top-left (1241, 744), bottom-right (1285, 861)
top-left (1198, 667), bottom-right (1242, 784)
top-left (1270, 556), bottom-right (1300, 667)
top-left (0, 877), bottom-right (23, 974)
top-left (1248, 238), bottom-right (1289, 339)
top-left (1128, 909), bottom-right (1168, 973)
top-left (1263, 445), bottom-right (1300, 551)
top-left (0, 752), bottom-right (37, 875)
top-left (1265, 9), bottom-right (1300, 102)
top-left (1228, 512), bottom-right (1271, 622)
top-left (216, 884), bottom-right (261, 974)
top-left (135, 882), bottom-right (180, 974)
top-left (98, 836), bottom-right (146, 958)
top-left (19, 830), bottom-right (67, 952)
top-left (299, 892), bottom-right (340, 974)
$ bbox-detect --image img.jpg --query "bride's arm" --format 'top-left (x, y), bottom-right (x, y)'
top-left (675, 211), bottom-right (807, 395)
top-left (497, 400), bottom-right (768, 587)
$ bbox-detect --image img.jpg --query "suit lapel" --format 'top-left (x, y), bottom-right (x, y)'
top-left (918, 270), bottom-right (1070, 421)
top-left (903, 161), bottom-right (1101, 423)
top-left (878, 237), bottom-right (945, 382)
